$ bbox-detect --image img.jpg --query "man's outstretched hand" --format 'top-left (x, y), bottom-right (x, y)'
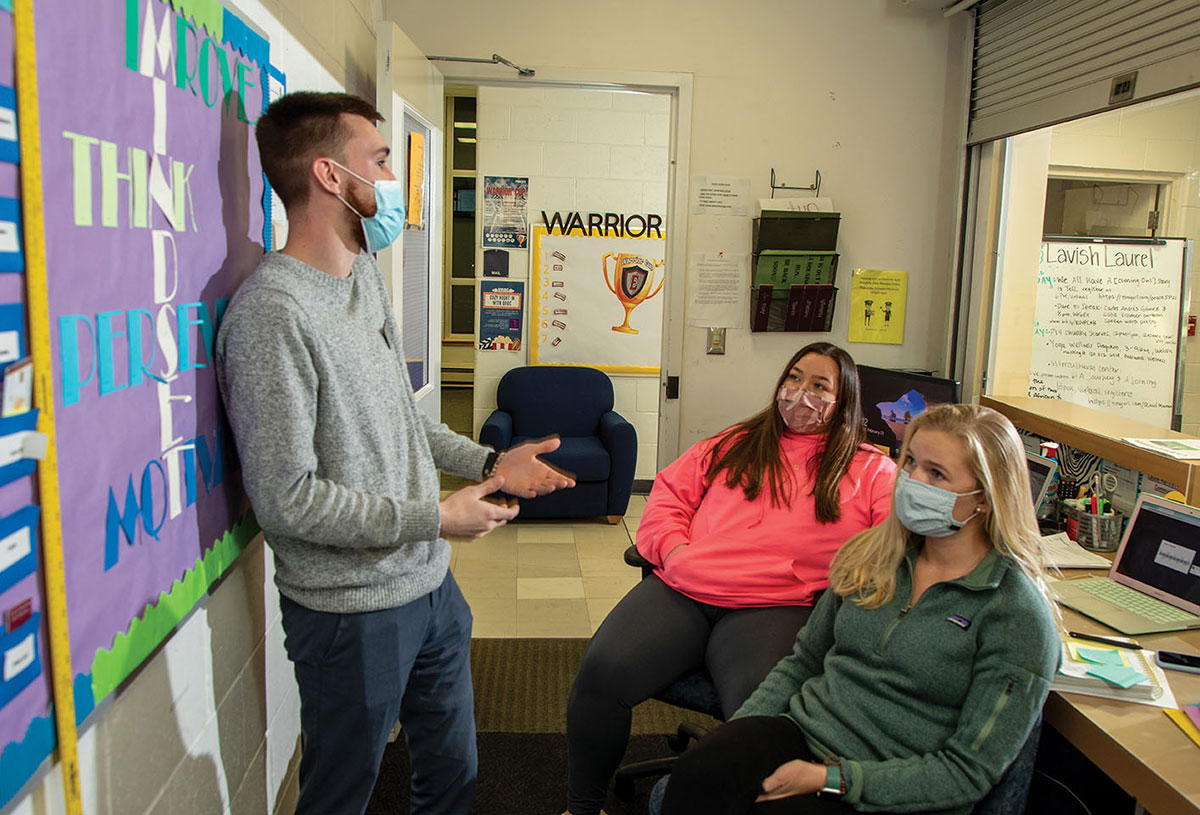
top-left (439, 476), bottom-right (520, 538)
top-left (494, 437), bottom-right (576, 499)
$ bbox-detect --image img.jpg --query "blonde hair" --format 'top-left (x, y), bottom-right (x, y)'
top-left (829, 403), bottom-right (1055, 610)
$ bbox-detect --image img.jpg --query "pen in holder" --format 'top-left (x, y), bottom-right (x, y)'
top-left (1061, 502), bottom-right (1123, 552)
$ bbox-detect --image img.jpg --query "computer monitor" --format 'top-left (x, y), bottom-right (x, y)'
top-left (1110, 493), bottom-right (1200, 614)
top-left (1025, 451), bottom-right (1058, 513)
top-left (856, 365), bottom-right (961, 456)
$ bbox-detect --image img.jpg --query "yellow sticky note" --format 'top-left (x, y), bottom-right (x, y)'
top-left (1066, 641), bottom-right (1131, 667)
top-left (1165, 709), bottom-right (1200, 748)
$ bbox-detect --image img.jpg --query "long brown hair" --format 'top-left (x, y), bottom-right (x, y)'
top-left (704, 343), bottom-right (869, 523)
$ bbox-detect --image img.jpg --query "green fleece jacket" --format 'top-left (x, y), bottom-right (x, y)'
top-left (734, 544), bottom-right (1058, 814)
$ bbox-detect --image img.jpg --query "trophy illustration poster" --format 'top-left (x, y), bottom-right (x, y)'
top-left (531, 225), bottom-right (666, 373)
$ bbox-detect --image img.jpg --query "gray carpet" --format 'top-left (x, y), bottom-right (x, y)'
top-left (470, 638), bottom-right (718, 735)
top-left (365, 637), bottom-right (715, 814)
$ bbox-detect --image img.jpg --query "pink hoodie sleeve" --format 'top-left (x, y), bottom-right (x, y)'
top-left (635, 439), bottom-right (714, 567)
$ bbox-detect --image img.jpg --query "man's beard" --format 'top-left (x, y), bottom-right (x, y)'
top-left (343, 183), bottom-right (376, 251)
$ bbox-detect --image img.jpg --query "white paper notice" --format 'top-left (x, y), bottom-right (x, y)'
top-left (687, 252), bottom-right (748, 328)
top-left (0, 108), bottom-right (15, 143)
top-left (757, 197), bottom-right (836, 215)
top-left (4, 632), bottom-right (34, 681)
top-left (0, 526), bottom-right (31, 574)
top-left (0, 222), bottom-right (18, 254)
top-left (0, 330), bottom-right (17, 363)
top-left (0, 431), bottom-right (27, 467)
top-left (691, 176), bottom-right (750, 217)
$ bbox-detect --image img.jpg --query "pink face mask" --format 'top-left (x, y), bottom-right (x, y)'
top-left (777, 386), bottom-right (836, 434)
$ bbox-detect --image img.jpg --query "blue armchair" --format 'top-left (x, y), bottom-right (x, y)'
top-left (479, 366), bottom-right (637, 522)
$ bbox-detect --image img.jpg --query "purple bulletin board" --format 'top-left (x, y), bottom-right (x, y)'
top-left (37, 0), bottom-right (266, 718)
top-left (0, 7), bottom-right (269, 807)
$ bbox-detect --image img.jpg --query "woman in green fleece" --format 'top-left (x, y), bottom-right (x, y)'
top-left (660, 403), bottom-right (1059, 815)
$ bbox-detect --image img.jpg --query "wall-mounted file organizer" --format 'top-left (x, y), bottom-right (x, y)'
top-left (750, 211), bottom-right (840, 332)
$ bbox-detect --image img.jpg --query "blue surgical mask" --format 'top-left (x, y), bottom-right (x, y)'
top-left (893, 469), bottom-right (982, 538)
top-left (331, 160), bottom-right (406, 253)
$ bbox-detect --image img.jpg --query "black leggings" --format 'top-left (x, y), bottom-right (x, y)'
top-left (565, 574), bottom-right (814, 815)
top-left (660, 716), bottom-right (857, 815)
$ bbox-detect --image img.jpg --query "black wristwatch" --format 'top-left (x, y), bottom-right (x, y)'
top-left (482, 451), bottom-right (501, 479)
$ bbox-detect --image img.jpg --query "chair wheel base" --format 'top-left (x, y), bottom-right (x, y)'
top-left (614, 776), bottom-right (635, 801)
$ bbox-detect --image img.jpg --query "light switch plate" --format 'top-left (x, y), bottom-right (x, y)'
top-left (707, 328), bottom-right (726, 355)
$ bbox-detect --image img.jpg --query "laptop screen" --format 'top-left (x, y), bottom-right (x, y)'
top-left (1112, 495), bottom-right (1200, 612)
top-left (1025, 452), bottom-right (1056, 512)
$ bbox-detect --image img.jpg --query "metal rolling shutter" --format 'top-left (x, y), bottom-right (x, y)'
top-left (969, 0), bottom-right (1200, 144)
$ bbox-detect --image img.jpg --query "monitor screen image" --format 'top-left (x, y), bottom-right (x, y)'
top-left (856, 365), bottom-right (961, 456)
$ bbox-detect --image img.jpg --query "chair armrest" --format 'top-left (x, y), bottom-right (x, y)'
top-left (598, 410), bottom-right (636, 448)
top-left (624, 544), bottom-right (654, 579)
top-left (479, 410), bottom-right (513, 450)
top-left (624, 544), bottom-right (650, 568)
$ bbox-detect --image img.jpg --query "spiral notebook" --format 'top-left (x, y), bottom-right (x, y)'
top-left (1051, 634), bottom-right (1177, 709)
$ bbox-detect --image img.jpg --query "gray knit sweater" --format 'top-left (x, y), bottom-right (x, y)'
top-left (215, 251), bottom-right (490, 613)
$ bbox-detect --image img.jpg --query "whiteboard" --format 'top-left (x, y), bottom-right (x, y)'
top-left (1029, 238), bottom-right (1190, 428)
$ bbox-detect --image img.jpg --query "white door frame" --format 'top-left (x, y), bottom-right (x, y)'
top-left (376, 23), bottom-right (446, 420)
top-left (433, 66), bottom-right (693, 467)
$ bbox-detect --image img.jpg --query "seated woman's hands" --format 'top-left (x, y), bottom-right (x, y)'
top-left (755, 759), bottom-right (827, 802)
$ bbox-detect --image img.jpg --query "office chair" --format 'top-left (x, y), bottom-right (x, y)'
top-left (611, 545), bottom-right (724, 801)
top-left (644, 713), bottom-right (1044, 815)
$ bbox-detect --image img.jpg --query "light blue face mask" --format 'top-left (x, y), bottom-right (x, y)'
top-left (331, 160), bottom-right (406, 253)
top-left (893, 469), bottom-right (982, 538)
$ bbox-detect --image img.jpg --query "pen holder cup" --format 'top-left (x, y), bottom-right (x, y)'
top-left (1062, 505), bottom-right (1124, 552)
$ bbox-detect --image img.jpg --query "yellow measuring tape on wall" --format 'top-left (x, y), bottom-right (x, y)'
top-left (13, 0), bottom-right (82, 812)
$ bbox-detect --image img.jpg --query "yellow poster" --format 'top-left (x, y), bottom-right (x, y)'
top-left (848, 269), bottom-right (907, 344)
top-left (407, 131), bottom-right (425, 228)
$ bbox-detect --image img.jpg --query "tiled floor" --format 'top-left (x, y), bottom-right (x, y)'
top-left (448, 494), bottom-right (647, 638)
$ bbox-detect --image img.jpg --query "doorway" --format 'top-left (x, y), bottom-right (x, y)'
top-left (437, 80), bottom-right (677, 485)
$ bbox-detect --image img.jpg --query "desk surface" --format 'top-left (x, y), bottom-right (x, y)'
top-left (1049, 594), bottom-right (1200, 813)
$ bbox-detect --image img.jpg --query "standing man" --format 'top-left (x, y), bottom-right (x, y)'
top-left (216, 92), bottom-right (574, 815)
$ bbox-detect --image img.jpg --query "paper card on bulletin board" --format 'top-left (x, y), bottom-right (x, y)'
top-left (848, 269), bottom-right (907, 344)
top-left (0, 86), bottom-right (17, 164)
top-left (0, 303), bottom-right (23, 368)
top-left (0, 198), bottom-right (23, 273)
top-left (479, 280), bottom-right (523, 351)
top-left (531, 225), bottom-right (665, 373)
top-left (28, 0), bottom-right (265, 736)
top-left (0, 506), bottom-right (38, 595)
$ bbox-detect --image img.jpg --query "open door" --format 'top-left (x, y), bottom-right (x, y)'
top-left (375, 22), bottom-right (445, 420)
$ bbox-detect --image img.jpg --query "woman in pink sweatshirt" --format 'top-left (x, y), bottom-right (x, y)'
top-left (563, 342), bottom-right (896, 815)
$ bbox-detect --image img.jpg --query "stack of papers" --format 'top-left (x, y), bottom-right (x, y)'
top-left (1041, 532), bottom-right (1112, 569)
top-left (1122, 438), bottom-right (1200, 460)
top-left (1051, 635), bottom-right (1176, 708)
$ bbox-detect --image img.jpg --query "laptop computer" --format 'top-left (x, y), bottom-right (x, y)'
top-left (1052, 493), bottom-right (1200, 635)
top-left (1026, 451), bottom-right (1058, 514)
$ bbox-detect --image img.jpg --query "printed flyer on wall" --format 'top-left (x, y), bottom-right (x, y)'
top-left (848, 268), bottom-right (907, 345)
top-left (479, 280), bottom-right (524, 351)
top-left (483, 176), bottom-right (528, 248)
